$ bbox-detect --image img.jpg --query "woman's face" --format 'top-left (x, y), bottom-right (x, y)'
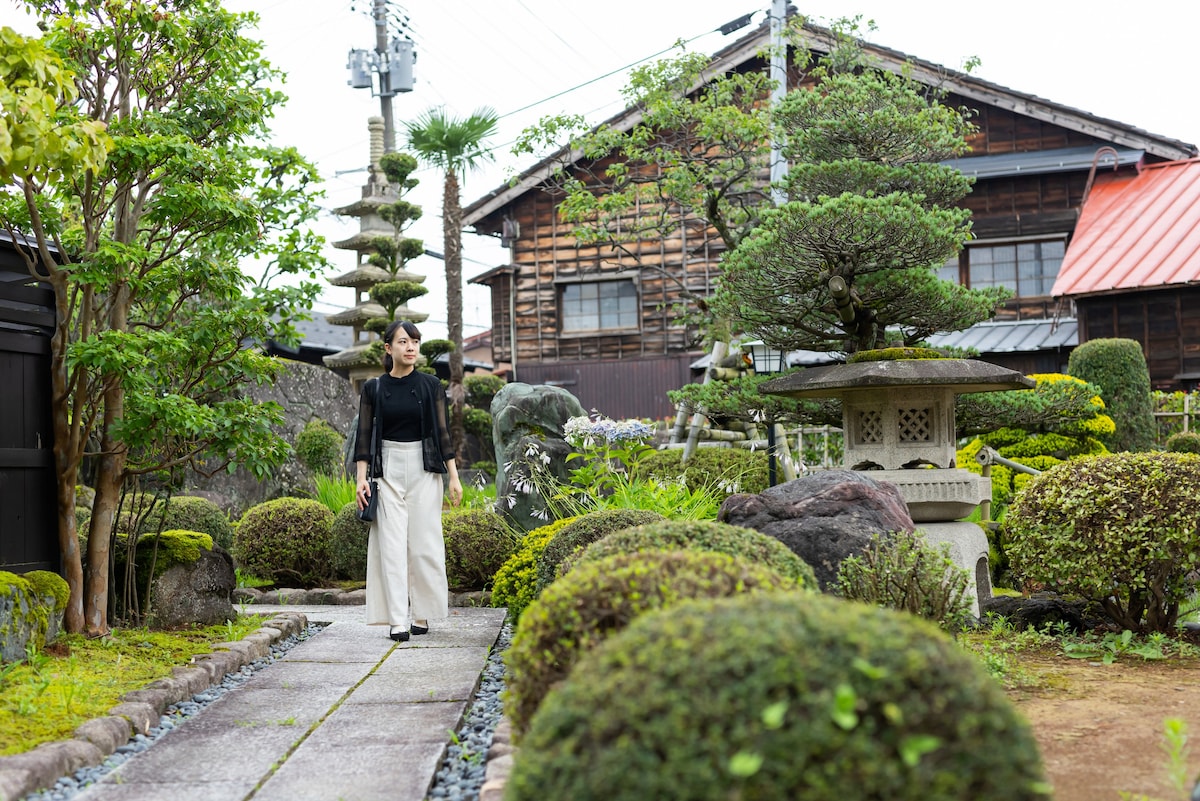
top-left (386, 328), bottom-right (420, 368)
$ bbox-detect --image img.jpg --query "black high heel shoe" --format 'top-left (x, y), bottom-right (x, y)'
top-left (389, 626), bottom-right (410, 642)
top-left (410, 623), bottom-right (429, 636)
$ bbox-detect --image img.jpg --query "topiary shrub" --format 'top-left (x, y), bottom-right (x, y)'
top-left (508, 593), bottom-right (1050, 801)
top-left (572, 518), bottom-right (816, 589)
top-left (295, 419), bottom-right (346, 477)
top-left (465, 373), bottom-right (506, 410)
top-left (835, 530), bottom-right (973, 631)
top-left (442, 508), bottom-right (520, 591)
top-left (1005, 452), bottom-right (1200, 632)
top-left (1068, 337), bottom-right (1156, 452)
top-left (634, 447), bottom-right (769, 494)
top-left (490, 517), bottom-right (578, 624)
top-left (233, 497), bottom-right (336, 587)
top-left (137, 495), bottom-right (236, 552)
top-left (535, 509), bottom-right (664, 592)
top-left (505, 550), bottom-right (797, 740)
top-left (1166, 431), bottom-right (1200, 454)
top-left (329, 502), bottom-right (369, 582)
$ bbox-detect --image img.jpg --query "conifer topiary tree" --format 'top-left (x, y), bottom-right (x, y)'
top-left (713, 41), bottom-right (1007, 355)
top-left (1067, 337), bottom-right (1156, 452)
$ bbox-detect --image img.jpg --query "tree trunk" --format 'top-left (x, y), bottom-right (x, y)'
top-left (443, 169), bottom-right (467, 463)
top-left (49, 272), bottom-right (84, 633)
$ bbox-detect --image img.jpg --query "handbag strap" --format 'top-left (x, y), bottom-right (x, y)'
top-left (368, 376), bottom-right (382, 478)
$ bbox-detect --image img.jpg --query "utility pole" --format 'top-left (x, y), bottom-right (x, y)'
top-left (346, 0), bottom-right (415, 154)
top-left (374, 0), bottom-right (394, 152)
top-left (769, 0), bottom-right (788, 205)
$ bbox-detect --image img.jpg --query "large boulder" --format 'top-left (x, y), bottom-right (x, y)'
top-left (492, 383), bottom-right (586, 532)
top-left (149, 547), bottom-right (236, 629)
top-left (183, 360), bottom-right (358, 518)
top-left (717, 470), bottom-right (915, 590)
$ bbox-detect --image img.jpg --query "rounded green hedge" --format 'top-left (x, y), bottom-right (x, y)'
top-left (329, 502), bottom-right (369, 582)
top-left (509, 593), bottom-right (1050, 801)
top-left (442, 508), bottom-right (520, 592)
top-left (490, 517), bottom-right (577, 624)
top-left (505, 550), bottom-right (797, 739)
top-left (1005, 451), bottom-right (1200, 632)
top-left (572, 518), bottom-right (816, 589)
top-left (138, 495), bottom-right (235, 552)
top-left (233, 497), bottom-right (335, 586)
top-left (534, 509), bottom-right (664, 592)
top-left (1166, 431), bottom-right (1200, 454)
top-left (295, 418), bottom-right (345, 476)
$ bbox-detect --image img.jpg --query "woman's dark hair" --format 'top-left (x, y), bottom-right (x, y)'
top-left (382, 320), bottom-right (422, 372)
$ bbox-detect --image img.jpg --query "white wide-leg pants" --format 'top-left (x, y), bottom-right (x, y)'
top-left (365, 440), bottom-right (449, 628)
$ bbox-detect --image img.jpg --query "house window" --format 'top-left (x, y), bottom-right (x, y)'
top-left (560, 279), bottom-right (639, 333)
top-left (966, 240), bottom-right (1065, 297)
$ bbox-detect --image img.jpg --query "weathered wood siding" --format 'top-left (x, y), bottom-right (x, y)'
top-left (1078, 287), bottom-right (1200, 389)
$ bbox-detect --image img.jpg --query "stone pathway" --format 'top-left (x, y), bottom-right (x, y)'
top-left (1, 606), bottom-right (506, 801)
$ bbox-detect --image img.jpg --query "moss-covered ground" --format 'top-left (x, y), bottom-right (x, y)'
top-left (0, 616), bottom-right (261, 756)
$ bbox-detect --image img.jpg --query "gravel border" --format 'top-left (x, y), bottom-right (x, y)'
top-left (0, 612), bottom-right (315, 801)
top-left (426, 622), bottom-right (513, 801)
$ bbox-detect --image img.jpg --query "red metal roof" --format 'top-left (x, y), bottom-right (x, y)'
top-left (1053, 158), bottom-right (1200, 297)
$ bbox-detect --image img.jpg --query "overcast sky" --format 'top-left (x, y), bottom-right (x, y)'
top-left (4, 0), bottom-right (1197, 342)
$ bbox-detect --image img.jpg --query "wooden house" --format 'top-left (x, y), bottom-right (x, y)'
top-left (1051, 157), bottom-right (1200, 389)
top-left (463, 19), bottom-right (1197, 420)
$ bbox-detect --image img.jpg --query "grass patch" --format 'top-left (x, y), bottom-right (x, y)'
top-left (0, 616), bottom-right (262, 756)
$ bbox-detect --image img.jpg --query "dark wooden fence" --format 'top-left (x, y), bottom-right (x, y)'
top-left (0, 235), bottom-right (59, 573)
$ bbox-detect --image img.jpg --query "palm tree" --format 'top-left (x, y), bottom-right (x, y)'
top-left (404, 107), bottom-right (499, 463)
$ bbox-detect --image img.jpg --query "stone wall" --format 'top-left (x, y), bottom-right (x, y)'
top-left (183, 360), bottom-right (359, 518)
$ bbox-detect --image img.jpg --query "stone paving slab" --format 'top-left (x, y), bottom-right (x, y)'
top-left (253, 742), bottom-right (444, 801)
top-left (66, 607), bottom-right (505, 801)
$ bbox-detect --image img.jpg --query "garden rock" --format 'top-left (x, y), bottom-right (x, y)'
top-left (148, 546), bottom-right (236, 629)
top-left (492, 382), bottom-right (586, 532)
top-left (717, 469), bottom-right (915, 590)
top-left (982, 593), bottom-right (1096, 633)
top-left (0, 583), bottom-right (62, 663)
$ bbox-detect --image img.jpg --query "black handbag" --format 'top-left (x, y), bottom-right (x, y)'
top-left (358, 479), bottom-right (379, 522)
top-left (358, 378), bottom-right (382, 523)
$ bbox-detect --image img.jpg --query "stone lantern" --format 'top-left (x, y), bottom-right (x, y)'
top-left (760, 357), bottom-right (1034, 616)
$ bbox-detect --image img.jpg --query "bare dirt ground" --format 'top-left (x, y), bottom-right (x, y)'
top-left (1013, 656), bottom-right (1200, 801)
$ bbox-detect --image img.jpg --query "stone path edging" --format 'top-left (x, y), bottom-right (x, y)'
top-left (0, 611), bottom-right (308, 801)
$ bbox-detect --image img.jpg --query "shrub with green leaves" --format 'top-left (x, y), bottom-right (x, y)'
top-left (508, 593), bottom-right (1049, 801)
top-left (442, 508), bottom-right (520, 591)
top-left (572, 518), bottom-right (816, 590)
top-left (490, 517), bottom-right (577, 624)
top-left (465, 373), bottom-right (505, 410)
top-left (1165, 431), bottom-right (1200, 454)
top-left (505, 550), bottom-right (797, 739)
top-left (1005, 452), bottom-right (1200, 632)
top-left (835, 530), bottom-right (973, 631)
top-left (295, 419), bottom-right (345, 476)
top-left (535, 508), bottom-right (664, 592)
top-left (633, 447), bottom-right (770, 494)
top-left (329, 502), bottom-right (368, 582)
top-left (136, 495), bottom-right (235, 552)
top-left (233, 498), bottom-right (336, 587)
top-left (1068, 337), bottom-right (1156, 452)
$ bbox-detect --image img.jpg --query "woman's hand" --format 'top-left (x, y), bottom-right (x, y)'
top-left (357, 478), bottom-right (372, 511)
top-left (447, 475), bottom-right (463, 507)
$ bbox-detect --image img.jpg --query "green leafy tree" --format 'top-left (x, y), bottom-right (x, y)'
top-left (713, 46), bottom-right (1008, 355)
top-left (513, 48), bottom-right (775, 341)
top-left (0, 2), bottom-right (326, 635)
top-left (404, 107), bottom-right (499, 462)
top-left (362, 152), bottom-right (428, 337)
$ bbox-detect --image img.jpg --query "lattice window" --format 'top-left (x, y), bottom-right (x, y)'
top-left (857, 409), bottom-right (883, 444)
top-left (897, 408), bottom-right (931, 442)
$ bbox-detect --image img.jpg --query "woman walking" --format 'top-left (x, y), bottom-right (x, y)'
top-left (355, 320), bottom-right (463, 642)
